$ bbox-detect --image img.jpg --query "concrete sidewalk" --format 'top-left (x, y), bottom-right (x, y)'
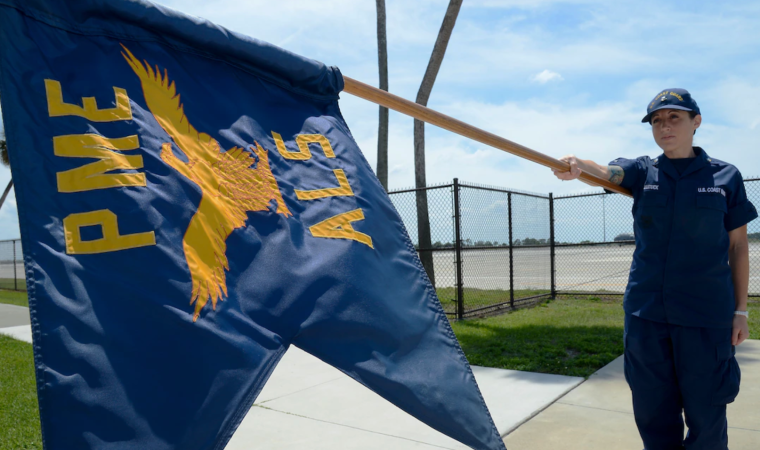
top-left (3, 306), bottom-right (758, 449)
top-left (0, 303), bottom-right (31, 327)
top-left (505, 340), bottom-right (760, 450)
top-left (228, 347), bottom-right (582, 449)
top-left (0, 310), bottom-right (582, 449)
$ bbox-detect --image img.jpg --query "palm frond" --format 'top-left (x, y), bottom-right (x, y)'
top-left (0, 134), bottom-right (8, 167)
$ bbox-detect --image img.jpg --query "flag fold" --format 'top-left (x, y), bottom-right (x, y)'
top-left (0, 1), bottom-right (506, 449)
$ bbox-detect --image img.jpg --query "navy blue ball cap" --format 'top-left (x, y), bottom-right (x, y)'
top-left (642, 88), bottom-right (700, 123)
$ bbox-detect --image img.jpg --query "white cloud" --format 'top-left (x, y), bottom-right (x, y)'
top-left (2, 0), bottom-right (760, 241)
top-left (343, 80), bottom-right (760, 196)
top-left (340, 89), bottom-right (653, 194)
top-left (530, 69), bottom-right (564, 84)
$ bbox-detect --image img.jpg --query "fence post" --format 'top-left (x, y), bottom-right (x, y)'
top-left (13, 240), bottom-right (17, 291)
top-left (550, 193), bottom-right (556, 299)
top-left (508, 192), bottom-right (514, 309)
top-left (603, 194), bottom-right (606, 242)
top-left (453, 179), bottom-right (464, 319)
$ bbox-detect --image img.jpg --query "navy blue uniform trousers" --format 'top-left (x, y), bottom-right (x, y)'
top-left (624, 314), bottom-right (741, 450)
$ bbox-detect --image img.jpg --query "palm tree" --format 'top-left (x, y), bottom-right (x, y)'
top-left (414, 0), bottom-right (463, 287)
top-left (375, 0), bottom-right (389, 191)
top-left (0, 91), bottom-right (13, 211)
top-left (0, 133), bottom-right (7, 165)
top-left (0, 134), bottom-right (11, 211)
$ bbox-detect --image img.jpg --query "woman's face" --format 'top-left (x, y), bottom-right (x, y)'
top-left (650, 109), bottom-right (701, 153)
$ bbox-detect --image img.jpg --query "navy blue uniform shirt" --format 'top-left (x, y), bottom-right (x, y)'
top-left (610, 147), bottom-right (758, 328)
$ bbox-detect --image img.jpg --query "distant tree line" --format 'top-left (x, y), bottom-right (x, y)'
top-left (426, 238), bottom-right (556, 248)
top-left (431, 240), bottom-right (512, 248)
top-left (413, 233), bottom-right (641, 250)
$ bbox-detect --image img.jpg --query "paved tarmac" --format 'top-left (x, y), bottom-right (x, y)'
top-left (3, 308), bottom-right (759, 450)
top-left (426, 243), bottom-right (760, 293)
top-left (6, 243), bottom-right (760, 295)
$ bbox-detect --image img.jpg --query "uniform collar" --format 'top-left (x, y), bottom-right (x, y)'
top-left (654, 146), bottom-right (711, 179)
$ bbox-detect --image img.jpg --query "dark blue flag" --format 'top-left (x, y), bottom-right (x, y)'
top-left (0, 1), bottom-right (506, 449)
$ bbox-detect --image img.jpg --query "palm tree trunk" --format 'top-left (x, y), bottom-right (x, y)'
top-left (375, 0), bottom-right (389, 191)
top-left (0, 180), bottom-right (13, 211)
top-left (0, 100), bottom-right (11, 212)
top-left (414, 0), bottom-right (463, 287)
top-left (0, 91), bottom-right (7, 167)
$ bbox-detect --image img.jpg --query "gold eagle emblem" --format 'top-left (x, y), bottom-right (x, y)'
top-left (122, 45), bottom-right (292, 321)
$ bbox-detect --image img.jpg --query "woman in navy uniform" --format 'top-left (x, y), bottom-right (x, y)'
top-left (552, 88), bottom-right (757, 450)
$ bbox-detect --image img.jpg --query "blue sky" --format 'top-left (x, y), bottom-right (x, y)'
top-left (2, 0), bottom-right (760, 240)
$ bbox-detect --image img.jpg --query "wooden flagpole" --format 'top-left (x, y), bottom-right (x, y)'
top-left (0, 180), bottom-right (13, 211)
top-left (342, 76), bottom-right (632, 197)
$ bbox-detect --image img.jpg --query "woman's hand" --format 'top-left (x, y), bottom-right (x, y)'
top-left (732, 315), bottom-right (749, 346)
top-left (552, 154), bottom-right (583, 180)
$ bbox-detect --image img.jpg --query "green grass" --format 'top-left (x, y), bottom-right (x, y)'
top-left (0, 335), bottom-right (41, 450)
top-left (746, 301), bottom-right (760, 339)
top-left (0, 291), bottom-right (759, 448)
top-left (0, 278), bottom-right (27, 292)
top-left (436, 287), bottom-right (550, 314)
top-left (451, 296), bottom-right (760, 378)
top-left (0, 289), bottom-right (29, 307)
top-left (451, 296), bottom-right (626, 377)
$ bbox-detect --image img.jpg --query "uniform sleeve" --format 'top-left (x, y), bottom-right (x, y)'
top-left (725, 170), bottom-right (758, 232)
top-left (603, 157), bottom-right (646, 194)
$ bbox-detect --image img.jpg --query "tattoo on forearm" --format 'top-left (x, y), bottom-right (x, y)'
top-left (608, 165), bottom-right (624, 185)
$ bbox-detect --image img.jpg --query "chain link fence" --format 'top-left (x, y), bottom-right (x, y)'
top-left (389, 183), bottom-right (458, 313)
top-left (747, 179), bottom-right (760, 296)
top-left (553, 178), bottom-right (760, 300)
top-left (389, 177), bottom-right (760, 319)
top-left (3, 179), bottom-right (759, 307)
top-left (0, 238), bottom-right (24, 291)
top-left (553, 191), bottom-right (635, 297)
top-left (389, 180), bottom-right (553, 318)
